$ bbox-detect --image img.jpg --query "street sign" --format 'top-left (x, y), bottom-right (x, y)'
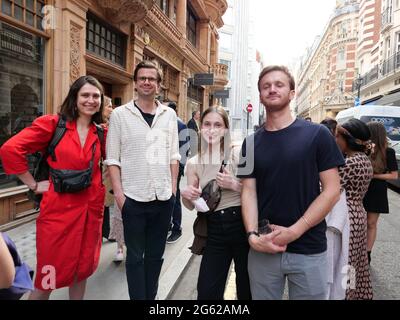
top-left (246, 104), bottom-right (253, 113)
top-left (214, 90), bottom-right (230, 99)
top-left (193, 73), bottom-right (214, 86)
top-left (354, 97), bottom-right (360, 107)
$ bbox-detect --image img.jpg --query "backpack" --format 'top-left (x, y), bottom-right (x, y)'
top-left (28, 116), bottom-right (104, 208)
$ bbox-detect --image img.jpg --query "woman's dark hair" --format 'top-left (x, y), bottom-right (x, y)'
top-left (367, 121), bottom-right (388, 173)
top-left (339, 118), bottom-right (371, 154)
top-left (320, 117), bottom-right (337, 135)
top-left (59, 75), bottom-right (104, 124)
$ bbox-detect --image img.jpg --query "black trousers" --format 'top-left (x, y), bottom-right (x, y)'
top-left (170, 172), bottom-right (182, 233)
top-left (197, 206), bottom-right (251, 300)
top-left (122, 196), bottom-right (174, 300)
top-left (102, 206), bottom-right (110, 239)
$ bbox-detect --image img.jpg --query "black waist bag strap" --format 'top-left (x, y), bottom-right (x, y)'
top-left (48, 116), bottom-right (67, 161)
top-left (28, 116), bottom-right (67, 208)
top-left (49, 143), bottom-right (96, 193)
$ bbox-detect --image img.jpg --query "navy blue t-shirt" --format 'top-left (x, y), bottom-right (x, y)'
top-left (237, 119), bottom-right (345, 254)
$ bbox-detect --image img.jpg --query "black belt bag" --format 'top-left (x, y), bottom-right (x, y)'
top-left (49, 144), bottom-right (96, 193)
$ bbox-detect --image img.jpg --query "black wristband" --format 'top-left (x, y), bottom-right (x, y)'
top-left (246, 231), bottom-right (259, 239)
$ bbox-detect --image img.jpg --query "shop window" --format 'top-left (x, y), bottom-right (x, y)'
top-left (187, 6), bottom-right (197, 47)
top-left (0, 22), bottom-right (45, 189)
top-left (188, 82), bottom-right (203, 103)
top-left (0, 0), bottom-right (45, 31)
top-left (86, 13), bottom-right (126, 67)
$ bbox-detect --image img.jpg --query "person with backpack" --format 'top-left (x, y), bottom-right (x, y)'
top-left (0, 75), bottom-right (106, 300)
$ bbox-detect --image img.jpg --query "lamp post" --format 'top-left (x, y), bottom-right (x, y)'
top-left (353, 74), bottom-right (363, 107)
top-left (356, 74), bottom-right (363, 99)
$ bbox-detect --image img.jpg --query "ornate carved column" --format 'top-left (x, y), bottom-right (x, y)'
top-left (69, 24), bottom-right (83, 84)
top-left (210, 33), bottom-right (219, 65)
top-left (198, 21), bottom-right (210, 63)
top-left (168, 0), bottom-right (175, 20)
top-left (179, 62), bottom-right (190, 121)
top-left (176, 0), bottom-right (187, 39)
top-left (52, 0), bottom-right (89, 112)
top-left (132, 23), bottom-right (147, 63)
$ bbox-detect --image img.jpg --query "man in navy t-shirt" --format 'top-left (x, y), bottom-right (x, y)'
top-left (237, 65), bottom-right (344, 300)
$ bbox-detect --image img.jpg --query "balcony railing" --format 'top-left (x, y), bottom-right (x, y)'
top-left (212, 63), bottom-right (229, 89)
top-left (213, 63), bottom-right (228, 78)
top-left (354, 51), bottom-right (400, 91)
top-left (381, 6), bottom-right (393, 31)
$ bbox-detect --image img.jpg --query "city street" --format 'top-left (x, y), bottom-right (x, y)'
top-left (3, 185), bottom-right (400, 300)
top-left (170, 189), bottom-right (400, 300)
top-left (1, 0), bottom-right (400, 306)
top-left (5, 177), bottom-right (196, 300)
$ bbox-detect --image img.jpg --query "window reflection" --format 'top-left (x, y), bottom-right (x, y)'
top-left (0, 22), bottom-right (44, 189)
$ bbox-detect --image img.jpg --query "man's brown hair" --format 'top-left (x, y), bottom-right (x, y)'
top-left (258, 65), bottom-right (295, 91)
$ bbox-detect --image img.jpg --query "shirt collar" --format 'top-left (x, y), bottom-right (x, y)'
top-left (127, 100), bottom-right (167, 117)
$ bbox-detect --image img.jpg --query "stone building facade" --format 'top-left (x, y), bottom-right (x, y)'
top-left (296, 0), bottom-right (360, 122)
top-left (0, 0), bottom-right (228, 229)
top-left (357, 0), bottom-right (400, 105)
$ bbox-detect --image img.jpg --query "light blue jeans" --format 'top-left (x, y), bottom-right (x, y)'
top-left (248, 249), bottom-right (328, 300)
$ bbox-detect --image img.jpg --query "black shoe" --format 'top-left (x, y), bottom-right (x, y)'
top-left (367, 251), bottom-right (371, 265)
top-left (167, 231), bottom-right (182, 244)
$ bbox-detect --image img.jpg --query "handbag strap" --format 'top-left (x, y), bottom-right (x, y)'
top-left (219, 160), bottom-right (226, 173)
top-left (88, 143), bottom-right (96, 170)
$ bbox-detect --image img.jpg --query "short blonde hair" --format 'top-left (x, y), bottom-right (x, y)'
top-left (104, 96), bottom-right (112, 107)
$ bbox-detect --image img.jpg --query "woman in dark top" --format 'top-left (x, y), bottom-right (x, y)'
top-left (363, 122), bottom-right (398, 264)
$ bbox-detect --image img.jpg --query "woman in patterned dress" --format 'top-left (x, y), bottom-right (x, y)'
top-left (335, 118), bottom-right (374, 300)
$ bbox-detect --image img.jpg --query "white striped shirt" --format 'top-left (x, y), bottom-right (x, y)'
top-left (104, 100), bottom-right (180, 202)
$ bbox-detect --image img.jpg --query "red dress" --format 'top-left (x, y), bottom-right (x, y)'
top-left (0, 115), bottom-right (106, 290)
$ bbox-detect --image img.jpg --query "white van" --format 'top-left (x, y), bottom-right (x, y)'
top-left (336, 105), bottom-right (400, 187)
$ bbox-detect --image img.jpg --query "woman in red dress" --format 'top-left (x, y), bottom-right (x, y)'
top-left (0, 76), bottom-right (106, 300)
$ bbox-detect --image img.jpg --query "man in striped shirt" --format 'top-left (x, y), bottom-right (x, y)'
top-left (105, 60), bottom-right (180, 300)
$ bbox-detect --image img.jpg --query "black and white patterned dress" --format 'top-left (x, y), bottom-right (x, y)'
top-left (339, 152), bottom-right (373, 300)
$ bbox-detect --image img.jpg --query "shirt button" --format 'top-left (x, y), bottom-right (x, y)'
top-left (221, 210), bottom-right (224, 214)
